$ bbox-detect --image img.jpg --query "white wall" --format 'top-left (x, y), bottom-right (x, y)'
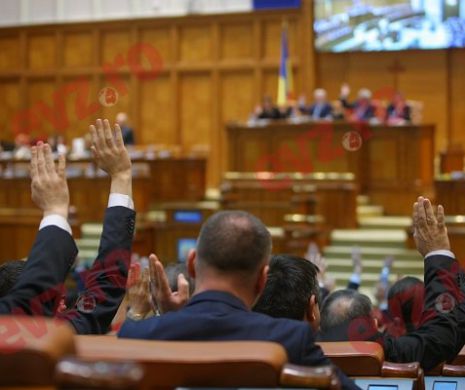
top-left (0, 0), bottom-right (253, 27)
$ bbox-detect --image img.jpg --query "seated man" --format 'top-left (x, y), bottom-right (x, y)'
top-left (0, 119), bottom-right (136, 335)
top-left (300, 88), bottom-right (333, 120)
top-left (119, 211), bottom-right (359, 390)
top-left (254, 197), bottom-right (465, 371)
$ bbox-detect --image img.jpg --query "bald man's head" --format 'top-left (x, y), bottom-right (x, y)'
top-left (196, 211), bottom-right (272, 275)
top-left (320, 289), bottom-right (373, 339)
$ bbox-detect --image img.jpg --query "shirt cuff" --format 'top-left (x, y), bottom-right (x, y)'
top-left (349, 273), bottom-right (361, 285)
top-left (39, 215), bottom-right (72, 235)
top-left (108, 193), bottom-right (134, 210)
top-left (425, 250), bottom-right (455, 260)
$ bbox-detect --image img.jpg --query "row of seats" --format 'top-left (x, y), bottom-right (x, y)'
top-left (2, 316), bottom-right (465, 390)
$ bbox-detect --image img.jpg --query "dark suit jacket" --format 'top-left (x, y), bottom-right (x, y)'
top-left (119, 290), bottom-right (359, 390)
top-left (121, 126), bottom-right (135, 145)
top-left (303, 103), bottom-right (333, 119)
top-left (319, 254), bottom-right (465, 371)
top-left (340, 98), bottom-right (375, 121)
top-left (58, 206), bottom-right (135, 334)
top-left (383, 254), bottom-right (465, 370)
top-left (0, 226), bottom-right (77, 315)
top-left (386, 104), bottom-right (411, 121)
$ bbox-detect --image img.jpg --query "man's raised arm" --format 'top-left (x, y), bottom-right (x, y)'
top-left (59, 119), bottom-right (136, 334)
top-left (0, 143), bottom-right (77, 315)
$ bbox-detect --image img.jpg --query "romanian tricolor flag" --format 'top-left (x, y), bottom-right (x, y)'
top-left (277, 23), bottom-right (294, 106)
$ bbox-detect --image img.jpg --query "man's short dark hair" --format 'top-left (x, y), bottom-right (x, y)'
top-left (196, 211), bottom-right (272, 273)
top-left (253, 254), bottom-right (320, 320)
top-left (0, 260), bottom-right (25, 298)
top-left (319, 289), bottom-right (374, 341)
top-left (388, 276), bottom-right (424, 333)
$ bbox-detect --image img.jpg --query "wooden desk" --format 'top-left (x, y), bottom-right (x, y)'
top-left (435, 178), bottom-right (465, 215)
top-left (227, 121), bottom-right (435, 215)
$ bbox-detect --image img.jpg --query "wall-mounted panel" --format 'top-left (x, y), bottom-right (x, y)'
top-left (0, 35), bottom-right (21, 71)
top-left (140, 28), bottom-right (172, 65)
top-left (180, 73), bottom-right (212, 148)
top-left (27, 34), bottom-right (57, 70)
top-left (179, 25), bottom-right (213, 63)
top-left (139, 75), bottom-right (176, 145)
top-left (0, 80), bottom-right (21, 140)
top-left (63, 32), bottom-right (94, 68)
top-left (101, 29), bottom-right (131, 66)
top-left (220, 23), bottom-right (254, 60)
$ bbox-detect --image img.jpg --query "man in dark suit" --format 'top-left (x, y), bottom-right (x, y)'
top-left (254, 197), bottom-right (465, 371)
top-left (340, 84), bottom-right (376, 121)
top-left (118, 210), bottom-right (359, 389)
top-left (0, 142), bottom-right (77, 316)
top-left (300, 89), bottom-right (333, 120)
top-left (0, 119), bottom-right (136, 336)
top-left (116, 112), bottom-right (135, 145)
top-left (57, 119), bottom-right (136, 334)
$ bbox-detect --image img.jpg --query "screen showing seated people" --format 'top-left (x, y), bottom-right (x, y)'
top-left (314, 0), bottom-right (465, 52)
top-left (367, 385), bottom-right (399, 390)
top-left (177, 238), bottom-right (197, 262)
top-left (173, 210), bottom-right (203, 224)
top-left (433, 381), bottom-right (458, 390)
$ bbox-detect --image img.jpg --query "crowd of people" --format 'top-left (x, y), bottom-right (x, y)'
top-left (0, 112), bottom-right (135, 161)
top-left (252, 83), bottom-right (413, 125)
top-left (0, 118), bottom-right (464, 390)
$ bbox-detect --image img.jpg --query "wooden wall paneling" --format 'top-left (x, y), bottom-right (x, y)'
top-left (27, 32), bottom-right (57, 70)
top-left (450, 50), bottom-right (465, 147)
top-left (179, 23), bottom-right (213, 64)
top-left (0, 79), bottom-right (21, 140)
top-left (0, 34), bottom-right (21, 73)
top-left (63, 30), bottom-right (94, 68)
top-left (97, 74), bottom-right (131, 125)
top-left (100, 28), bottom-right (131, 66)
top-left (219, 22), bottom-right (254, 61)
top-left (179, 72), bottom-right (213, 154)
top-left (397, 51), bottom-right (448, 151)
top-left (61, 75), bottom-right (97, 140)
top-left (220, 70), bottom-right (255, 175)
top-left (317, 53), bottom-right (349, 97)
top-left (26, 78), bottom-right (59, 138)
top-left (139, 75), bottom-right (176, 145)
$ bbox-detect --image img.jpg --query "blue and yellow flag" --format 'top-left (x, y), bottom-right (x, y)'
top-left (277, 23), bottom-right (294, 106)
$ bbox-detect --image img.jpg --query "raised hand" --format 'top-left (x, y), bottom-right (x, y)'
top-left (127, 262), bottom-right (152, 320)
top-left (89, 119), bottom-right (131, 178)
top-left (148, 254), bottom-right (189, 314)
top-left (30, 142), bottom-right (69, 219)
top-left (89, 119), bottom-right (132, 196)
top-left (412, 196), bottom-right (450, 257)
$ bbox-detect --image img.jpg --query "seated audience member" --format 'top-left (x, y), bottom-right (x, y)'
top-left (340, 83), bottom-right (376, 121)
top-left (14, 133), bottom-right (31, 160)
top-left (253, 254), bottom-right (321, 332)
top-left (386, 93), bottom-right (411, 125)
top-left (253, 197), bottom-right (465, 371)
top-left (116, 112), bottom-right (135, 145)
top-left (0, 260), bottom-right (25, 298)
top-left (332, 100), bottom-right (346, 120)
top-left (253, 95), bottom-right (281, 120)
top-left (386, 277), bottom-right (424, 336)
top-left (300, 89), bottom-right (333, 120)
top-left (119, 211), bottom-right (358, 390)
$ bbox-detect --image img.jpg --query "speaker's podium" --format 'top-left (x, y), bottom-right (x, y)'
top-left (227, 120), bottom-right (435, 216)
